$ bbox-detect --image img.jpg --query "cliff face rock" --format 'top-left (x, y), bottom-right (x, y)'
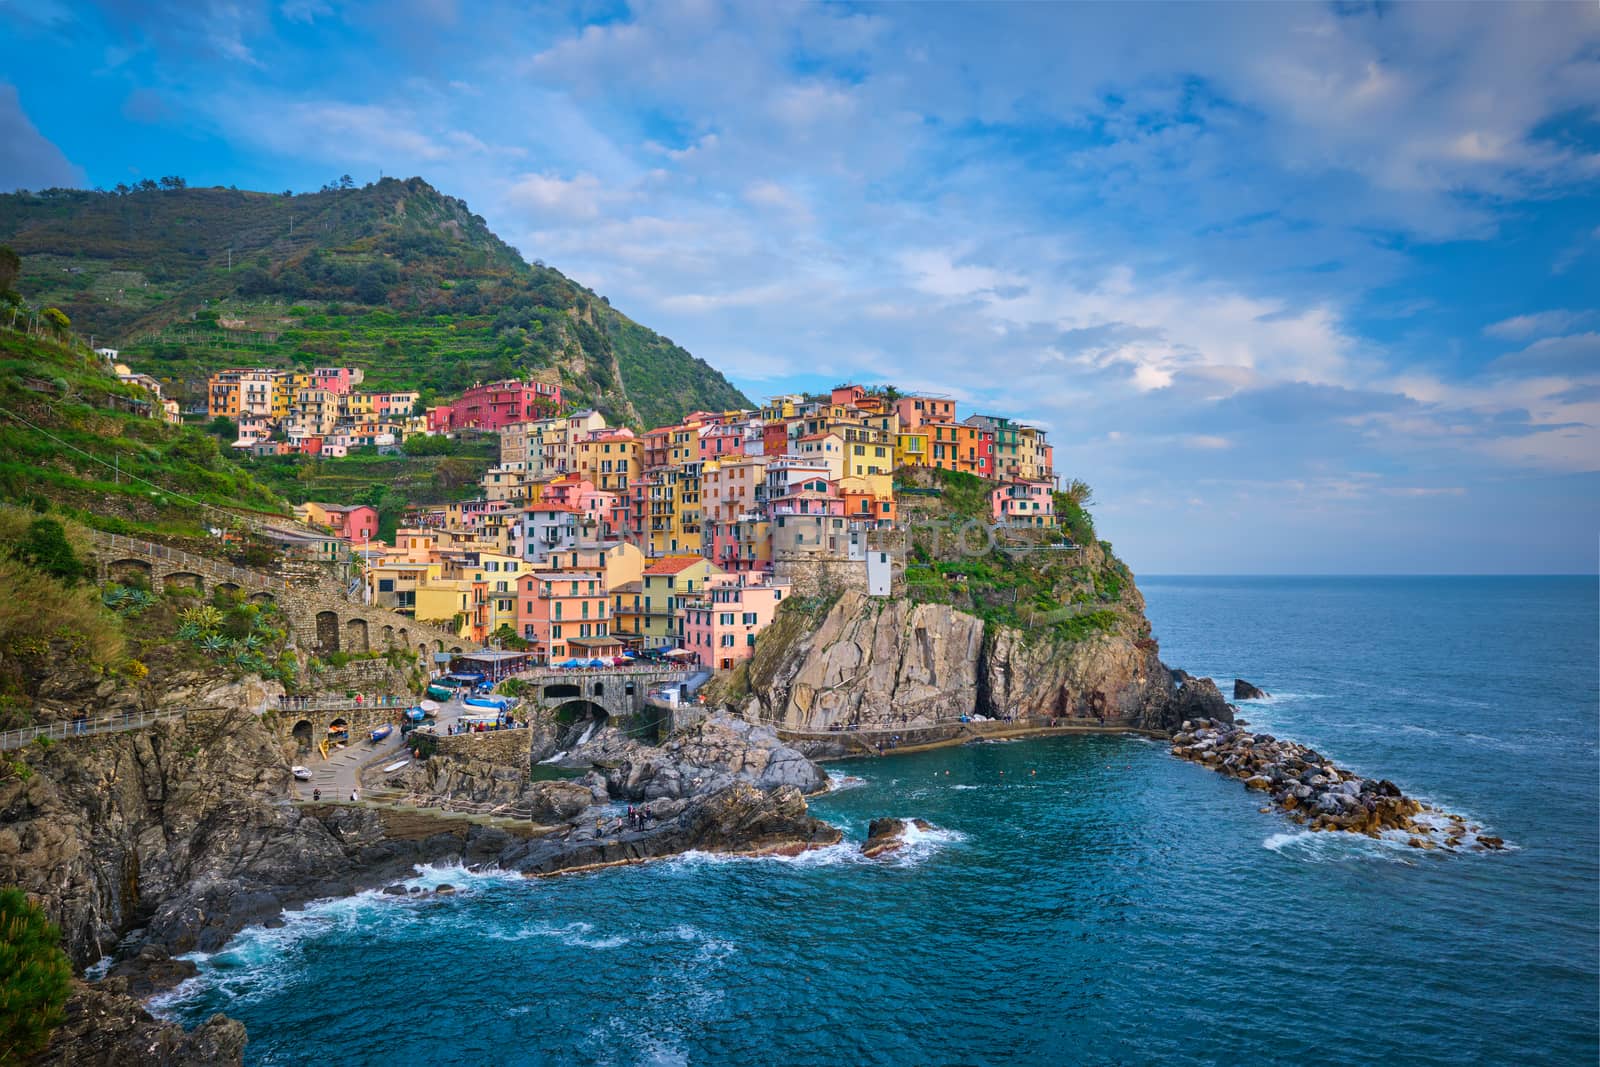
top-left (0, 708), bottom-right (339, 967)
top-left (738, 590), bottom-right (1230, 734)
top-left (33, 982), bottom-right (246, 1067)
top-left (744, 593), bottom-right (986, 728)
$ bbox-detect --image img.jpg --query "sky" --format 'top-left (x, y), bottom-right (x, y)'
top-left (1, 0), bottom-right (1597, 574)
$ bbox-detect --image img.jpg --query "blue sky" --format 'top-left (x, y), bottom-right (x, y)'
top-left (1, 0), bottom-right (1597, 574)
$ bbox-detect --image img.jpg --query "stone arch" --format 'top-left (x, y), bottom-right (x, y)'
top-left (315, 610), bottom-right (340, 654)
top-left (449, 645), bottom-right (462, 654)
top-left (164, 570), bottom-right (205, 594)
top-left (106, 558), bottom-right (153, 587)
top-left (433, 640), bottom-right (444, 653)
top-left (329, 717), bottom-right (349, 739)
top-left (592, 681), bottom-right (604, 697)
top-left (249, 591), bottom-right (274, 604)
top-left (345, 617), bottom-right (369, 653)
top-left (214, 581), bottom-right (241, 598)
top-left (291, 719), bottom-right (313, 752)
top-left (397, 627), bottom-right (409, 648)
top-left (551, 699), bottom-right (610, 747)
top-left (543, 682), bottom-right (581, 701)
top-left (381, 624), bottom-right (394, 648)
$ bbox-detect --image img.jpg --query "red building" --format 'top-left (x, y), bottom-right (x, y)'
top-left (429, 379), bottom-right (562, 433)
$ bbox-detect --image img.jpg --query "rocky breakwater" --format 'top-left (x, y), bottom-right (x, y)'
top-left (1172, 718), bottom-right (1506, 852)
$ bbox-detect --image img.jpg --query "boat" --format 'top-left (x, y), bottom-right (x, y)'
top-left (369, 724), bottom-right (394, 742)
top-left (418, 699), bottom-right (442, 716)
top-left (404, 707), bottom-right (426, 722)
top-left (426, 684), bottom-right (453, 701)
top-left (465, 695), bottom-right (515, 711)
top-left (381, 759), bottom-right (411, 773)
top-left (292, 766), bottom-right (313, 781)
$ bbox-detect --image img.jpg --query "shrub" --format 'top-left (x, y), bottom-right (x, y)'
top-left (0, 887), bottom-right (72, 1060)
top-left (10, 520), bottom-right (83, 586)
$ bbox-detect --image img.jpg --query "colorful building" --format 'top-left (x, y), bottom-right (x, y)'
top-left (682, 575), bottom-right (790, 671)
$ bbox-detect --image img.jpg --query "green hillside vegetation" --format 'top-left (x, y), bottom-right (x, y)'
top-left (895, 467), bottom-right (1141, 643)
top-left (0, 178), bottom-right (750, 427)
top-left (0, 326), bottom-right (288, 538)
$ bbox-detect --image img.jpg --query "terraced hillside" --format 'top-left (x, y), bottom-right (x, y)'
top-left (0, 177), bottom-right (750, 428)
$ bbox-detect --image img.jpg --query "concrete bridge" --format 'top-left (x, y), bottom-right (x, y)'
top-left (90, 531), bottom-right (465, 659)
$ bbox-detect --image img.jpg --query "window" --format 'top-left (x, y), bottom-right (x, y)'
top-left (743, 612), bottom-right (757, 625)
top-left (379, 579), bottom-right (394, 592)
top-left (552, 624), bottom-right (562, 638)
top-left (720, 634), bottom-right (735, 647)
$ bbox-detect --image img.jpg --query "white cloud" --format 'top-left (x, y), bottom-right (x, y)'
top-left (0, 84), bottom-right (85, 191)
top-left (1484, 310), bottom-right (1592, 341)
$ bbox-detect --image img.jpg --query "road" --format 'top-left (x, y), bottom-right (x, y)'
top-left (294, 696), bottom-right (482, 802)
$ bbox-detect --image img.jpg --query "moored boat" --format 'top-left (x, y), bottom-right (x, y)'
top-left (370, 724), bottom-right (394, 742)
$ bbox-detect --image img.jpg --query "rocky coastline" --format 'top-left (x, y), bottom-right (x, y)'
top-left (1171, 717), bottom-right (1506, 851)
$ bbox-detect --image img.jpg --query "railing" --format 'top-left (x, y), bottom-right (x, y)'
top-left (0, 706), bottom-right (226, 751)
top-left (275, 694), bottom-right (411, 713)
top-left (513, 664), bottom-right (696, 683)
top-left (90, 531), bottom-right (294, 593)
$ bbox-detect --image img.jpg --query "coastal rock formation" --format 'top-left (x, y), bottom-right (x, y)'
top-left (736, 589), bottom-right (1230, 734)
top-left (33, 981), bottom-right (246, 1067)
top-left (503, 782), bottom-right (843, 875)
top-left (1233, 678), bottom-right (1269, 700)
top-left (604, 717), bottom-right (828, 800)
top-left (1171, 718), bottom-right (1505, 851)
top-left (860, 817), bottom-right (934, 858)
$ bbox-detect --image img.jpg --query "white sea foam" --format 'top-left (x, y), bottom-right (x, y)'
top-left (951, 784), bottom-right (980, 790)
top-left (492, 920), bottom-right (629, 950)
top-left (825, 774), bottom-right (867, 793)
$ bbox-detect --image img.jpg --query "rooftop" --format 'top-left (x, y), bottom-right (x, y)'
top-left (644, 555), bottom-right (709, 575)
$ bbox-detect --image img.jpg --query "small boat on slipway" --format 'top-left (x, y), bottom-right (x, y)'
top-left (369, 724), bottom-right (394, 743)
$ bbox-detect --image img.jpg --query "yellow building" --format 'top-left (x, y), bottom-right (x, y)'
top-left (637, 556), bottom-right (724, 649)
top-left (895, 430), bottom-right (931, 470)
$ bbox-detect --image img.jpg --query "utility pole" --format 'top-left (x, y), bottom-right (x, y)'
top-left (227, 247), bottom-right (232, 271)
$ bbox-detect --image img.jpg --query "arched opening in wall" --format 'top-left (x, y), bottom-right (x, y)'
top-left (315, 611), bottom-right (340, 654)
top-left (214, 582), bottom-right (241, 601)
top-left (591, 682), bottom-right (604, 697)
top-left (624, 683), bottom-right (635, 697)
top-left (381, 625), bottom-right (394, 648)
top-left (543, 683), bottom-right (581, 701)
top-left (345, 617), bottom-right (369, 653)
top-left (433, 640), bottom-right (444, 653)
top-left (398, 628), bottom-right (409, 648)
top-left (291, 719), bottom-right (313, 752)
top-left (328, 717), bottom-right (349, 742)
top-left (449, 645), bottom-right (462, 654)
top-left (164, 571), bottom-right (205, 595)
top-left (249, 592), bottom-right (274, 604)
top-left (107, 558), bottom-right (153, 588)
top-left (551, 699), bottom-right (610, 749)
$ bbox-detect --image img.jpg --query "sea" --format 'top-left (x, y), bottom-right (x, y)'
top-left (161, 576), bottom-right (1599, 1065)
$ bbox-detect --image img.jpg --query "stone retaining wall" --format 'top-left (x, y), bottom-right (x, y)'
top-left (434, 728), bottom-right (530, 766)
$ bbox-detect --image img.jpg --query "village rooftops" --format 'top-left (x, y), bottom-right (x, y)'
top-left (643, 555), bottom-right (708, 575)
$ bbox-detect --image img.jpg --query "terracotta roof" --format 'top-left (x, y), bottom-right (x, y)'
top-left (644, 555), bottom-right (708, 575)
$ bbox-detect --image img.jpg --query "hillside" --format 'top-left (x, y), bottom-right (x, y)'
top-left (0, 327), bottom-right (288, 538)
top-left (0, 178), bottom-right (751, 427)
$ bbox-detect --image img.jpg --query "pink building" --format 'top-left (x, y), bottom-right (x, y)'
top-left (991, 481), bottom-right (1055, 527)
top-left (320, 504), bottom-right (379, 542)
top-left (516, 569), bottom-right (611, 662)
top-left (310, 367), bottom-right (362, 396)
top-left (431, 379), bottom-right (562, 433)
top-left (894, 394), bottom-right (957, 429)
top-left (681, 575), bottom-right (790, 671)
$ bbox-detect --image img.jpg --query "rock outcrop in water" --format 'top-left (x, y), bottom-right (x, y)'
top-left (731, 589), bottom-right (1231, 736)
top-left (1233, 679), bottom-right (1269, 700)
top-left (1171, 718), bottom-right (1505, 851)
top-left (860, 817), bottom-right (934, 859)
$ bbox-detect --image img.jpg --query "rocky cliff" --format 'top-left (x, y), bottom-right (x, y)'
top-left (731, 589), bottom-right (1229, 736)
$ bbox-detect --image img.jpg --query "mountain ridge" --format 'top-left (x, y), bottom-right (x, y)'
top-left (0, 177), bottom-right (750, 428)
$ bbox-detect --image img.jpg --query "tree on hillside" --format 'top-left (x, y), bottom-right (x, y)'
top-left (0, 887), bottom-right (73, 1062)
top-left (41, 308), bottom-right (70, 338)
top-left (1060, 479), bottom-right (1094, 508)
top-left (12, 519), bottom-right (85, 586)
top-left (158, 176), bottom-right (187, 190)
top-left (339, 174), bottom-right (354, 190)
top-left (0, 247), bottom-right (20, 295)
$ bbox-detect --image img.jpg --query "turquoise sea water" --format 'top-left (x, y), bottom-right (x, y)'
top-left (163, 577), bottom-right (1599, 1065)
